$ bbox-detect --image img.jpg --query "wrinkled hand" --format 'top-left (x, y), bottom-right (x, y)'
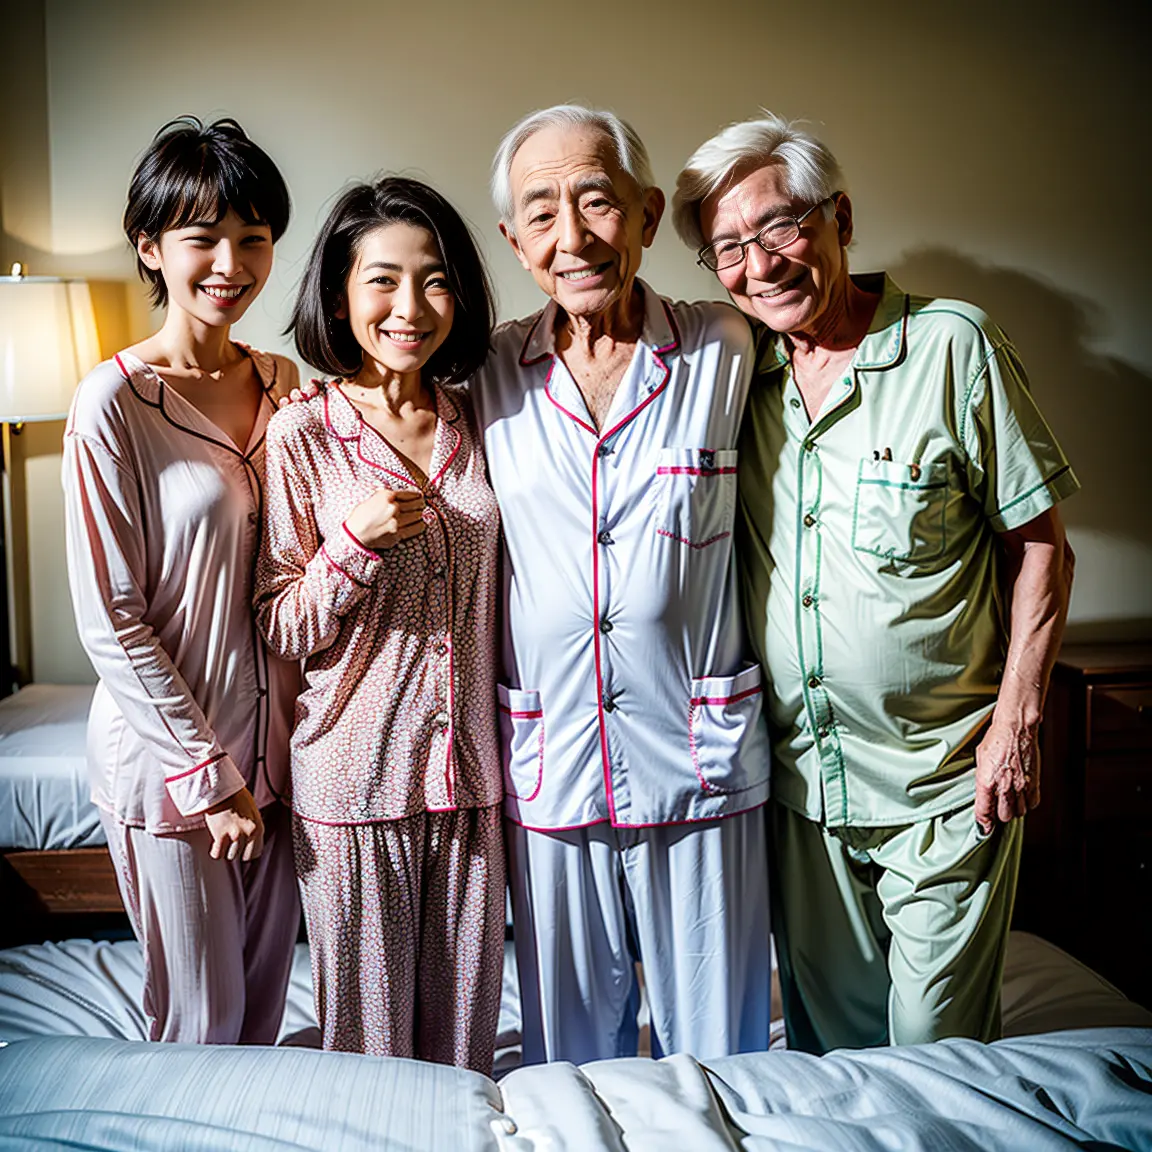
top-left (277, 379), bottom-right (322, 408)
top-left (974, 720), bottom-right (1041, 834)
top-left (204, 787), bottom-right (264, 861)
top-left (344, 488), bottom-right (426, 550)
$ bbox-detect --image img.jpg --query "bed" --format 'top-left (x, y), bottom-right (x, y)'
top-left (0, 931), bottom-right (1149, 1150)
top-left (0, 684), bottom-right (123, 930)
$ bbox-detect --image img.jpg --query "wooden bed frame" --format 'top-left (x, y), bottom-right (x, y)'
top-left (1, 846), bottom-right (124, 946)
top-left (2, 847), bottom-right (122, 914)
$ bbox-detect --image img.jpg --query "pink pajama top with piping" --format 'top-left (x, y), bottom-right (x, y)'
top-left (62, 348), bottom-right (301, 833)
top-left (254, 382), bottom-right (502, 824)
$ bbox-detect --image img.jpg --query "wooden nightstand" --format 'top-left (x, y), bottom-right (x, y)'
top-left (1014, 642), bottom-right (1152, 1008)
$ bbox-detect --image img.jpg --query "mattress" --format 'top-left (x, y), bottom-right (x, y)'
top-left (0, 684), bottom-right (99, 850)
top-left (0, 1027), bottom-right (1149, 1151)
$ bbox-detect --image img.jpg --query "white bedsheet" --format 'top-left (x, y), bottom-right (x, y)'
top-left (0, 1028), bottom-right (1148, 1151)
top-left (0, 684), bottom-right (99, 850)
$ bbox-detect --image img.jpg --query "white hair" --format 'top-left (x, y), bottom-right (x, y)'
top-left (672, 112), bottom-right (844, 250)
top-left (491, 103), bottom-right (656, 232)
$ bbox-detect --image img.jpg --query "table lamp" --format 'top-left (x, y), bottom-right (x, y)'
top-left (0, 263), bottom-right (100, 692)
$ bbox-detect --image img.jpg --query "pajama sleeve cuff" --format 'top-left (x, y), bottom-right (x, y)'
top-left (165, 752), bottom-right (248, 817)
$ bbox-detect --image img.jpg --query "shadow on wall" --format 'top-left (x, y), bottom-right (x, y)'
top-left (890, 249), bottom-right (1152, 643)
top-left (889, 248), bottom-right (1151, 544)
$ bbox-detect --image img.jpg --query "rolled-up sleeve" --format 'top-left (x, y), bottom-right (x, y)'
top-left (63, 430), bottom-right (246, 816)
top-left (254, 412), bottom-right (385, 661)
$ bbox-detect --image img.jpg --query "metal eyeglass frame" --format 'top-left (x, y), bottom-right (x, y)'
top-left (696, 193), bottom-right (839, 272)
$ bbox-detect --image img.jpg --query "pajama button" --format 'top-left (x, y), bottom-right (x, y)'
top-left (803, 514), bottom-right (816, 528)
top-left (434, 711), bottom-right (449, 727)
top-left (597, 529), bottom-right (614, 545)
top-left (808, 675), bottom-right (821, 689)
top-left (602, 695), bottom-right (617, 712)
top-left (600, 619), bottom-right (613, 633)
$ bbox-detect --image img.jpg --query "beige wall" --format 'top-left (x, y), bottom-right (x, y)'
top-left (2, 0), bottom-right (1150, 682)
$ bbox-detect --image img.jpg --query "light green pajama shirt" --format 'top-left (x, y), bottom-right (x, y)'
top-left (739, 272), bottom-right (1079, 828)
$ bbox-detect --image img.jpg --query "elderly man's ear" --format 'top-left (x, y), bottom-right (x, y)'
top-left (641, 186), bottom-right (665, 248)
top-left (833, 191), bottom-right (854, 248)
top-left (498, 222), bottom-right (532, 272)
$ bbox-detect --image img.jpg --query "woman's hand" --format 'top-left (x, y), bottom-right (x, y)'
top-left (278, 379), bottom-right (321, 407)
top-left (344, 488), bottom-right (427, 550)
top-left (204, 787), bottom-right (264, 861)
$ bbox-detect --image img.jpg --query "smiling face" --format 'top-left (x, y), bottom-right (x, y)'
top-left (339, 222), bottom-right (455, 382)
top-left (699, 162), bottom-right (852, 336)
top-left (137, 207), bottom-right (273, 327)
top-left (500, 123), bottom-right (663, 322)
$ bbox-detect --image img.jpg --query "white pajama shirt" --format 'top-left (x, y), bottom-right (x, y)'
top-left (472, 282), bottom-right (773, 1062)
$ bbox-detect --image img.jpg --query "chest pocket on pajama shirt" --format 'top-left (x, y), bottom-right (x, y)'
top-left (851, 457), bottom-right (950, 563)
top-left (654, 447), bottom-right (738, 550)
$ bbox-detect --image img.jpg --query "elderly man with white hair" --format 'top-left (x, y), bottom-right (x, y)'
top-left (471, 104), bottom-right (773, 1065)
top-left (673, 114), bottom-right (1077, 1054)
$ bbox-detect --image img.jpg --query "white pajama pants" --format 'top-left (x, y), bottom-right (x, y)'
top-left (507, 808), bottom-right (772, 1065)
top-left (100, 802), bottom-right (299, 1044)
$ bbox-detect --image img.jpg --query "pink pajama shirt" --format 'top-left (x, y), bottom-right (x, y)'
top-left (63, 347), bottom-right (302, 1044)
top-left (255, 382), bottom-right (504, 1069)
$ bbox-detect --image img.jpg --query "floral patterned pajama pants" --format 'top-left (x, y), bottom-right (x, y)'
top-left (293, 803), bottom-right (505, 1071)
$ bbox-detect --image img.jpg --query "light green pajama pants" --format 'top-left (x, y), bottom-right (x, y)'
top-left (770, 799), bottom-right (1023, 1055)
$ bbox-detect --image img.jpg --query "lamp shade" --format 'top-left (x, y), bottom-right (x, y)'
top-left (0, 273), bottom-right (100, 421)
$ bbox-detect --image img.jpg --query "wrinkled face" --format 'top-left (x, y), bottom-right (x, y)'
top-left (339, 222), bottom-right (455, 379)
top-left (500, 123), bottom-right (663, 320)
top-left (699, 163), bottom-right (851, 335)
top-left (138, 207), bottom-right (273, 325)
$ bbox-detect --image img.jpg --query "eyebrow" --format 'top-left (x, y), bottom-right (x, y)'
top-left (708, 202), bottom-right (795, 244)
top-left (517, 173), bottom-right (619, 214)
top-left (519, 184), bottom-right (557, 213)
top-left (357, 260), bottom-right (446, 275)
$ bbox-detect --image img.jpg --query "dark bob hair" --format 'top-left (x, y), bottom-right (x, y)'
top-left (123, 116), bottom-right (291, 308)
top-left (288, 176), bottom-right (495, 385)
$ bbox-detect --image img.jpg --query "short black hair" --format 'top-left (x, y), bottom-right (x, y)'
top-left (123, 116), bottom-right (291, 308)
top-left (288, 177), bottom-right (495, 385)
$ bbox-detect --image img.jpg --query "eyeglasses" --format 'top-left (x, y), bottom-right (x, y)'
top-left (697, 194), bottom-right (838, 272)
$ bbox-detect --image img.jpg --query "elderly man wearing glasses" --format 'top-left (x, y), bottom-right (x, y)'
top-left (471, 104), bottom-right (774, 1065)
top-left (673, 113), bottom-right (1078, 1054)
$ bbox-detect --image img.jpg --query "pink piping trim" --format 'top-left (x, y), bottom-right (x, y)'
top-left (499, 703), bottom-right (545, 802)
top-left (295, 808), bottom-right (474, 827)
top-left (656, 466), bottom-right (737, 476)
top-left (429, 422), bottom-right (462, 488)
top-left (341, 522), bottom-right (378, 560)
top-left (166, 752), bottom-right (227, 784)
top-left (504, 798), bottom-right (766, 833)
top-left (689, 685), bottom-right (762, 707)
top-left (588, 310), bottom-right (680, 821)
top-left (320, 543), bottom-right (370, 588)
top-left (113, 353), bottom-right (132, 382)
top-left (688, 685), bottom-right (763, 793)
top-left (656, 528), bottom-right (731, 550)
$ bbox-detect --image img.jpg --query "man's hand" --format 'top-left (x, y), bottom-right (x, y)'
top-left (277, 379), bottom-right (322, 408)
top-left (204, 787), bottom-right (265, 861)
top-left (974, 719), bottom-right (1040, 834)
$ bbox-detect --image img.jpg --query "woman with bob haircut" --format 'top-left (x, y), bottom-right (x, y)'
top-left (63, 116), bottom-right (301, 1044)
top-left (255, 176), bottom-right (504, 1069)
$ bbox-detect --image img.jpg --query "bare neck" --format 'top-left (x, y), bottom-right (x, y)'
top-left (133, 311), bottom-right (240, 375)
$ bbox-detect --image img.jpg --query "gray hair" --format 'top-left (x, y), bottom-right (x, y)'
top-left (672, 112), bottom-right (844, 249)
top-left (491, 103), bottom-right (656, 233)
